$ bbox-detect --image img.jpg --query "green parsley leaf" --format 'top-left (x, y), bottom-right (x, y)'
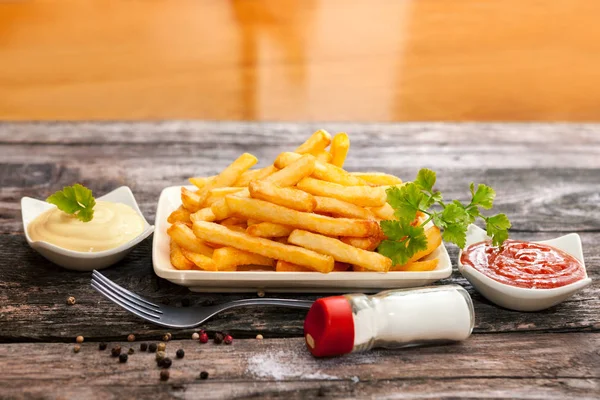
top-left (414, 168), bottom-right (436, 192)
top-left (485, 213), bottom-right (511, 247)
top-left (386, 184), bottom-right (423, 221)
top-left (442, 223), bottom-right (467, 249)
top-left (470, 183), bottom-right (496, 209)
top-left (46, 184), bottom-right (96, 222)
top-left (441, 203), bottom-right (470, 226)
top-left (377, 221), bottom-right (428, 266)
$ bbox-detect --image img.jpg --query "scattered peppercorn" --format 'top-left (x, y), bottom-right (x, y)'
top-left (214, 332), bottom-right (224, 344)
top-left (256, 334), bottom-right (264, 340)
top-left (73, 345), bottom-right (81, 353)
top-left (199, 371), bottom-right (209, 380)
top-left (148, 343), bottom-right (157, 353)
top-left (199, 332), bottom-right (209, 344)
top-left (127, 334), bottom-right (135, 342)
top-left (176, 349), bottom-right (185, 359)
top-left (140, 343), bottom-right (148, 352)
top-left (162, 333), bottom-right (172, 342)
top-left (156, 351), bottom-right (166, 363)
top-left (157, 342), bottom-right (166, 352)
top-left (119, 353), bottom-right (128, 363)
top-left (111, 346), bottom-right (122, 357)
top-left (161, 358), bottom-right (172, 368)
top-left (257, 290), bottom-right (265, 298)
top-left (224, 334), bottom-right (233, 345)
top-left (99, 342), bottom-right (108, 350)
top-left (76, 336), bottom-right (84, 344)
top-left (192, 332), bottom-right (200, 340)
top-left (66, 296), bottom-right (76, 305)
top-left (128, 348), bottom-right (135, 355)
top-left (160, 370), bottom-right (170, 381)
top-left (181, 298), bottom-right (190, 307)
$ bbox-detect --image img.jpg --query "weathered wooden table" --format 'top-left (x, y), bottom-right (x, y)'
top-left (1, 123), bottom-right (598, 399)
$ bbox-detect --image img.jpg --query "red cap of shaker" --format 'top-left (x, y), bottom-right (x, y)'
top-left (303, 296), bottom-right (355, 357)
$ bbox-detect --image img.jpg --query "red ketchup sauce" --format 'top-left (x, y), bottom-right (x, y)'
top-left (460, 240), bottom-right (585, 289)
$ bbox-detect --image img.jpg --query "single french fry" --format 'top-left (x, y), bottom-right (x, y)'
top-left (275, 260), bottom-right (311, 272)
top-left (314, 196), bottom-right (375, 220)
top-left (211, 199), bottom-right (233, 220)
top-left (330, 133), bottom-right (349, 167)
top-left (170, 241), bottom-right (195, 270)
top-left (190, 207), bottom-right (216, 223)
top-left (180, 247), bottom-right (218, 271)
top-left (407, 226), bottom-right (442, 263)
top-left (274, 152), bottom-right (367, 186)
top-left (226, 196), bottom-right (380, 238)
top-left (224, 224), bottom-right (247, 233)
top-left (247, 222), bottom-right (294, 238)
top-left (205, 187), bottom-right (245, 206)
top-left (192, 221), bottom-right (334, 272)
top-left (297, 177), bottom-right (386, 207)
top-left (288, 230), bottom-right (392, 272)
top-left (194, 153), bottom-right (258, 208)
top-left (249, 180), bottom-right (316, 212)
top-left (340, 236), bottom-right (381, 251)
top-left (168, 205), bottom-right (191, 224)
top-left (167, 222), bottom-right (214, 257)
top-left (369, 203), bottom-right (396, 220)
top-left (295, 129), bottom-right (331, 155)
top-left (314, 150), bottom-right (333, 163)
top-left (390, 258), bottom-right (439, 272)
top-left (220, 217), bottom-right (247, 226)
top-left (350, 172), bottom-right (402, 186)
top-left (181, 187), bottom-right (203, 212)
top-left (264, 154), bottom-right (316, 187)
top-left (233, 165), bottom-right (279, 187)
top-left (188, 176), bottom-right (215, 190)
top-left (214, 247), bottom-right (275, 271)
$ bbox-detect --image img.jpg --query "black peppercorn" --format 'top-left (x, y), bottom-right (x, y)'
top-left (119, 353), bottom-right (128, 363)
top-left (199, 371), bottom-right (209, 380)
top-left (181, 298), bottom-right (190, 307)
top-left (160, 370), bottom-right (170, 381)
top-left (111, 346), bottom-right (121, 357)
top-left (128, 348), bottom-right (135, 355)
top-left (176, 349), bottom-right (185, 359)
top-left (148, 343), bottom-right (157, 353)
top-left (214, 332), bottom-right (224, 344)
top-left (99, 342), bottom-right (107, 351)
top-left (140, 342), bottom-right (148, 352)
top-left (162, 358), bottom-right (172, 368)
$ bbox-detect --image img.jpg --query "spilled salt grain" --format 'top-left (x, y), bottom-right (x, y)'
top-left (246, 350), bottom-right (337, 381)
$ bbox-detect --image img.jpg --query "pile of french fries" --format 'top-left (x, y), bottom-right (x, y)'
top-left (167, 130), bottom-right (441, 273)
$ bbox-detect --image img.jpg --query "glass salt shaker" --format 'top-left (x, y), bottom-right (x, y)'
top-left (303, 285), bottom-right (475, 357)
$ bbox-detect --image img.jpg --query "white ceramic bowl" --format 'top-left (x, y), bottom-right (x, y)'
top-left (458, 225), bottom-right (592, 312)
top-left (21, 186), bottom-right (154, 271)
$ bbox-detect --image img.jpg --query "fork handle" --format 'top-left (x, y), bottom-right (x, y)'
top-left (212, 298), bottom-right (314, 313)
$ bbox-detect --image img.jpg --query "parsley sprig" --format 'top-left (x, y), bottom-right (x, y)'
top-left (46, 184), bottom-right (96, 222)
top-left (377, 169), bottom-right (511, 266)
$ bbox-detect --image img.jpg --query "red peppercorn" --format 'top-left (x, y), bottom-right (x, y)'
top-left (224, 334), bottom-right (233, 345)
top-left (199, 332), bottom-right (209, 343)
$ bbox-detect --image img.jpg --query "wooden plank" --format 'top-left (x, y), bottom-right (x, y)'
top-left (0, 334), bottom-right (598, 399)
top-left (0, 231), bottom-right (597, 342)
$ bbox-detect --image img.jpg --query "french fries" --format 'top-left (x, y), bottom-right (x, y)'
top-left (288, 230), bottom-right (392, 272)
top-left (213, 247), bottom-right (274, 271)
top-left (297, 177), bottom-right (386, 207)
top-left (166, 131), bottom-right (441, 275)
top-left (247, 222), bottom-right (294, 238)
top-left (193, 221), bottom-right (334, 273)
top-left (249, 180), bottom-right (316, 212)
top-left (225, 196), bottom-right (380, 238)
top-left (330, 133), bottom-right (349, 167)
top-left (314, 196), bottom-right (375, 220)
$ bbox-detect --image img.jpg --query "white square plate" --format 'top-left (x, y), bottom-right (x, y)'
top-left (152, 186), bottom-right (453, 293)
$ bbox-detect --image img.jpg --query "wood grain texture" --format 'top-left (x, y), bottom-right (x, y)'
top-left (1, 122), bottom-right (598, 398)
top-left (2, 1), bottom-right (600, 122)
top-left (0, 335), bottom-right (598, 399)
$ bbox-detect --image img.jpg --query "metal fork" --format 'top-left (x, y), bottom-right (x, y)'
top-left (91, 270), bottom-right (314, 328)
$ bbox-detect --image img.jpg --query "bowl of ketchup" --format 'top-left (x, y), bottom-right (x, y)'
top-left (458, 225), bottom-right (592, 312)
